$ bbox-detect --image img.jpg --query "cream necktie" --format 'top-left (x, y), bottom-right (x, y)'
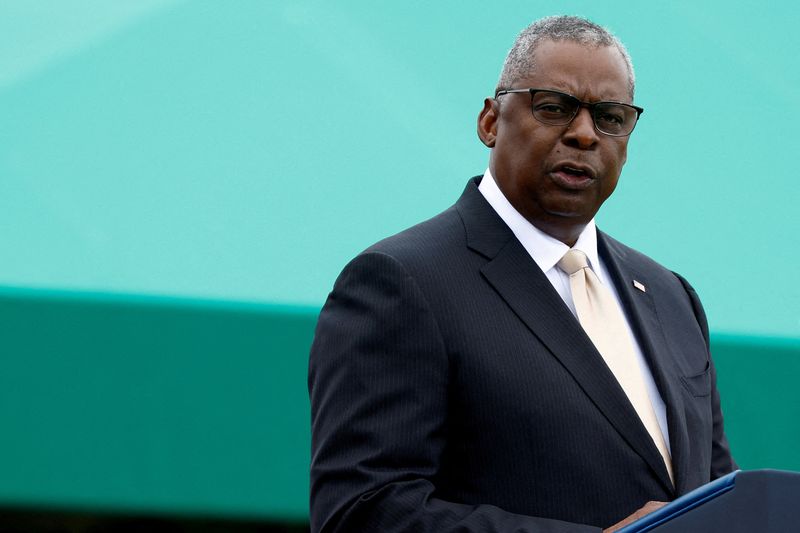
top-left (558, 249), bottom-right (674, 484)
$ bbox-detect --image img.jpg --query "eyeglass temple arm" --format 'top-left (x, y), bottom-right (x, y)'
top-left (494, 89), bottom-right (531, 98)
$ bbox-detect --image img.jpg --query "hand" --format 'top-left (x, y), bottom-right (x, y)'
top-left (603, 501), bottom-right (669, 532)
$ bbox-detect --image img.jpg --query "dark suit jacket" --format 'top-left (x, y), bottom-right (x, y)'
top-left (308, 178), bottom-right (736, 532)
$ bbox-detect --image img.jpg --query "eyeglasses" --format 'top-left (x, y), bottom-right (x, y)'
top-left (494, 88), bottom-right (644, 137)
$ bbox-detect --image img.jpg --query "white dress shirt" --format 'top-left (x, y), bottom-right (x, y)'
top-left (478, 169), bottom-right (671, 451)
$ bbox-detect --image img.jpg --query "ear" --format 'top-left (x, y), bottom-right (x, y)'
top-left (477, 98), bottom-right (499, 147)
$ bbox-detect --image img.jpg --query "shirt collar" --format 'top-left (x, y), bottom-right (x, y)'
top-left (478, 168), bottom-right (600, 273)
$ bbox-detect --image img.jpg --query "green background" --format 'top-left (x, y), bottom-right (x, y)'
top-left (0, 0), bottom-right (797, 524)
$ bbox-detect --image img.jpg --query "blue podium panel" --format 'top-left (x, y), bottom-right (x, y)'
top-left (619, 470), bottom-right (800, 533)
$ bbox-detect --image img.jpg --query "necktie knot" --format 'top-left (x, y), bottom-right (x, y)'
top-left (558, 249), bottom-right (589, 275)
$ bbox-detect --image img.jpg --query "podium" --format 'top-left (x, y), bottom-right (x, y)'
top-left (618, 469), bottom-right (800, 532)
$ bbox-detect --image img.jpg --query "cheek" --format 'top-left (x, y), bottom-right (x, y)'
top-left (598, 143), bottom-right (628, 198)
top-left (497, 136), bottom-right (546, 178)
top-left (602, 175), bottom-right (621, 201)
top-left (604, 143), bottom-right (628, 183)
top-left (510, 133), bottom-right (552, 172)
top-left (616, 138), bottom-right (629, 167)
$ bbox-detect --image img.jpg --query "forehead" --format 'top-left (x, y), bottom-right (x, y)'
top-left (520, 40), bottom-right (631, 103)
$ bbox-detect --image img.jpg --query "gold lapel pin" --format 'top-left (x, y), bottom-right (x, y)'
top-left (633, 280), bottom-right (646, 292)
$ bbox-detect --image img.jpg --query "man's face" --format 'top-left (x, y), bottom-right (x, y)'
top-left (478, 39), bottom-right (633, 245)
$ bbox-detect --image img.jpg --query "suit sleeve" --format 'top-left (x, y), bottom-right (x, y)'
top-left (309, 251), bottom-right (602, 533)
top-left (673, 272), bottom-right (738, 479)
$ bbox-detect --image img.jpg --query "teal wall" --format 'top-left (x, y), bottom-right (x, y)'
top-left (1, 0), bottom-right (798, 337)
top-left (0, 0), bottom-right (798, 522)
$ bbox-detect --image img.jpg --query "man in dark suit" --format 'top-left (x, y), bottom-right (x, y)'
top-left (308, 15), bottom-right (736, 532)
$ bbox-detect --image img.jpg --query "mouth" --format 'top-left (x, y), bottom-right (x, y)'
top-left (550, 162), bottom-right (596, 190)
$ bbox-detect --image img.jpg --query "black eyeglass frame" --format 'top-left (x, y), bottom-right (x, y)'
top-left (494, 88), bottom-right (645, 137)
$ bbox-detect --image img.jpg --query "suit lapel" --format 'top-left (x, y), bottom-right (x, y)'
top-left (456, 180), bottom-right (675, 494)
top-left (599, 233), bottom-right (688, 493)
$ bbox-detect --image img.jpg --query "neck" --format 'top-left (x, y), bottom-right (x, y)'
top-left (530, 219), bottom-right (586, 248)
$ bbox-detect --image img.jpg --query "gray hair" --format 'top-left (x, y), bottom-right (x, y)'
top-left (497, 15), bottom-right (635, 99)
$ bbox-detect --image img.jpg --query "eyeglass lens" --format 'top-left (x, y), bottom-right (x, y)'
top-left (531, 91), bottom-right (638, 135)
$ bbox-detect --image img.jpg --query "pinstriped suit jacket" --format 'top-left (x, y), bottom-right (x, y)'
top-left (309, 177), bottom-right (736, 532)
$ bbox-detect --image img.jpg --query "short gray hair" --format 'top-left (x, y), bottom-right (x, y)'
top-left (497, 15), bottom-right (635, 99)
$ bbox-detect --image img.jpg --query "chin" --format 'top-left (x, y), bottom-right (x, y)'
top-left (544, 205), bottom-right (596, 221)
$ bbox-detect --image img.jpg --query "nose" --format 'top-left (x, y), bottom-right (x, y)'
top-left (562, 107), bottom-right (599, 149)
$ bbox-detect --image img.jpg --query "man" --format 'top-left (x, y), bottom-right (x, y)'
top-left (308, 15), bottom-right (736, 532)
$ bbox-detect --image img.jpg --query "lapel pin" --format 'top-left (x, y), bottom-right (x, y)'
top-left (633, 280), bottom-right (646, 293)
